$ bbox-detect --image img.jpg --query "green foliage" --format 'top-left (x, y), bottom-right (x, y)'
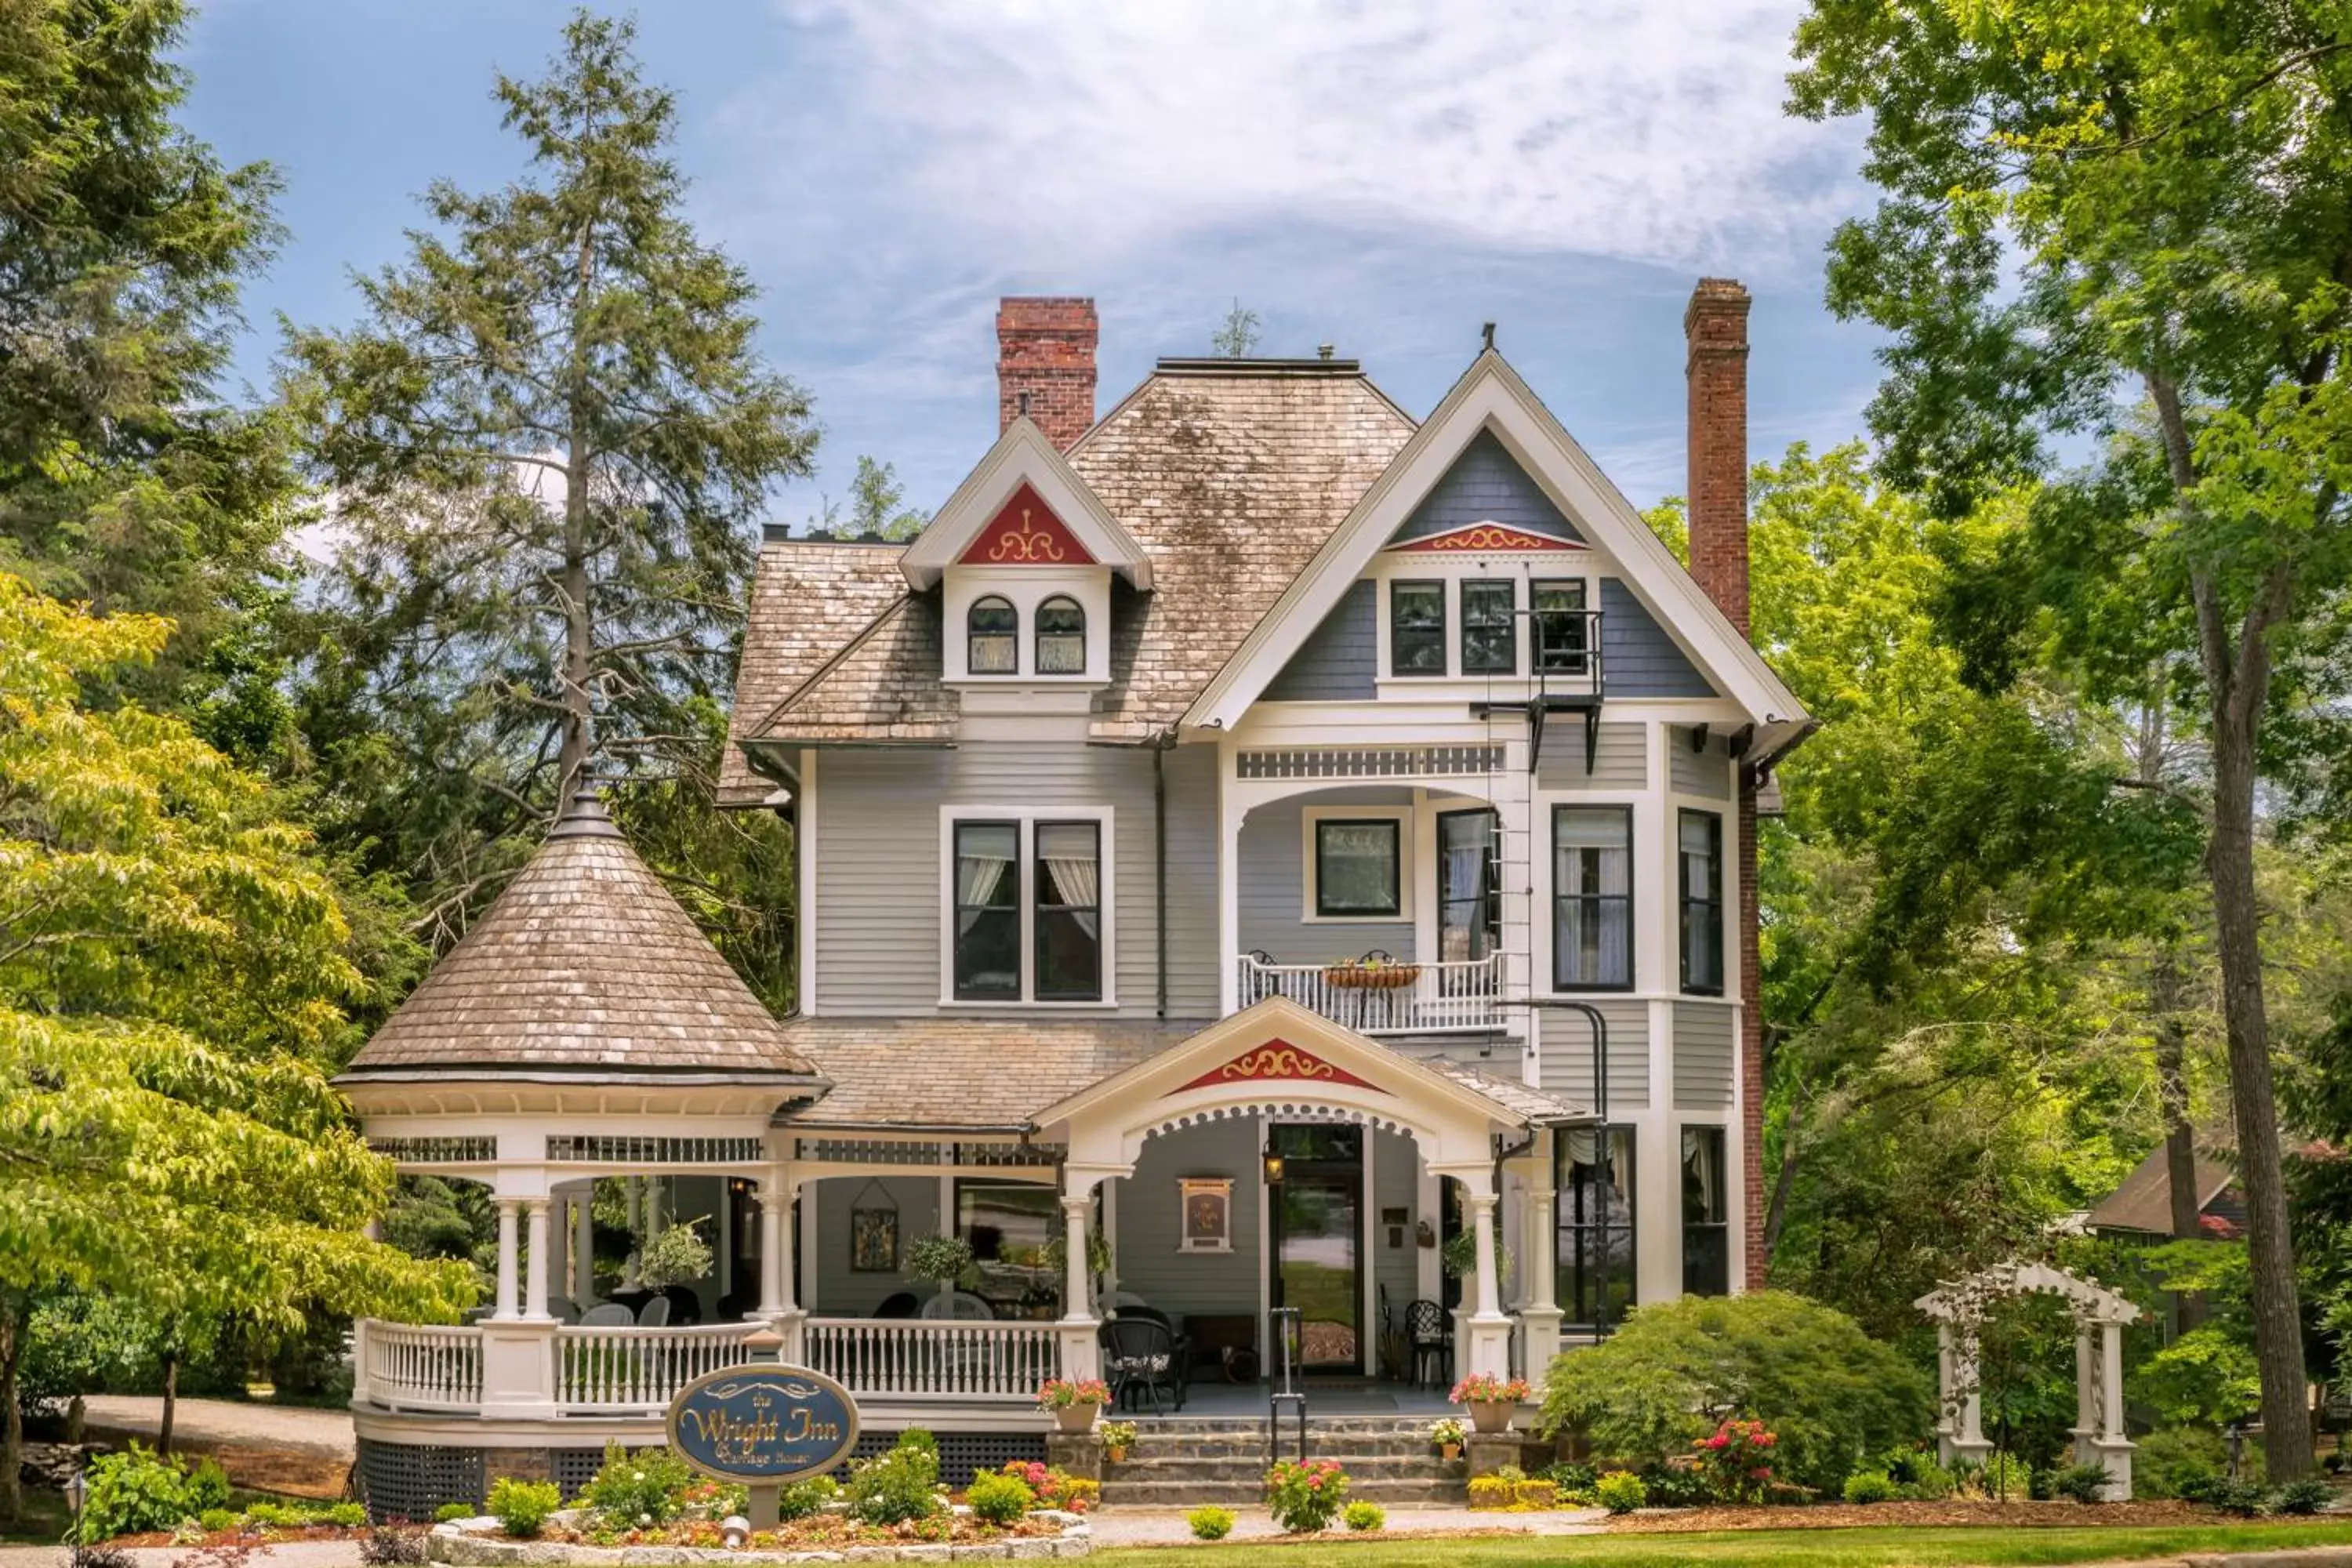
top-left (1343, 1500), bottom-right (1386, 1532)
top-left (633, 1217), bottom-right (713, 1291)
top-left (1265, 1458), bottom-right (1348, 1533)
top-left (841, 456), bottom-right (930, 542)
top-left (1539, 1292), bottom-right (1930, 1491)
top-left (775, 1476), bottom-right (837, 1523)
top-left (1593, 1472), bottom-right (1648, 1515)
top-left (73, 1443), bottom-right (214, 1542)
top-left (2128, 1428), bottom-right (2227, 1501)
top-left (895, 1428), bottom-right (938, 1456)
top-left (197, 1509), bottom-right (238, 1534)
top-left (580, 1443), bottom-right (693, 1529)
top-left (964, 1470), bottom-right (1033, 1526)
top-left (2274, 1478), bottom-right (2332, 1515)
top-left (1843, 1472), bottom-right (1898, 1505)
top-left (2179, 1474), bottom-right (2270, 1517)
top-left (2044, 1464), bottom-right (2111, 1505)
top-left (906, 1234), bottom-right (975, 1285)
top-left (2133, 1326), bottom-right (2263, 1429)
top-left (432, 1503), bottom-right (477, 1524)
top-left (487, 1479), bottom-right (560, 1539)
top-left (1210, 299), bottom-right (1260, 358)
top-left (1185, 1504), bottom-right (1234, 1541)
top-left (361, 1525), bottom-right (430, 1566)
top-left (1467, 1475), bottom-right (1515, 1510)
top-left (845, 1440), bottom-right (940, 1525)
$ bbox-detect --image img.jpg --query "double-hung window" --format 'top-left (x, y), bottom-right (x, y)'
top-left (1461, 579), bottom-right (1516, 674)
top-left (1553, 806), bottom-right (1632, 989)
top-left (1681, 1127), bottom-right (1730, 1297)
top-left (1390, 581), bottom-right (1446, 675)
top-left (1557, 1125), bottom-right (1635, 1327)
top-left (952, 817), bottom-right (1104, 1002)
top-left (1679, 810), bottom-right (1724, 995)
top-left (1533, 579), bottom-right (1590, 673)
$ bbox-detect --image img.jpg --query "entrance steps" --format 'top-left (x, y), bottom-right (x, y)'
top-left (1097, 1415), bottom-right (1468, 1508)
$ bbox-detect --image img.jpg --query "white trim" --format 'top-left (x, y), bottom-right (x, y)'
top-left (899, 417), bottom-right (1150, 590)
top-left (797, 748), bottom-right (818, 1017)
top-left (936, 805), bottom-right (1118, 1008)
top-left (1380, 518), bottom-right (1591, 554)
top-left (1298, 804), bottom-right (1415, 924)
top-left (1184, 352), bottom-right (1808, 739)
top-left (942, 563), bottom-right (1112, 684)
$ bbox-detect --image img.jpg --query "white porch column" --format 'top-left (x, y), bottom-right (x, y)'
top-left (753, 1169), bottom-right (804, 1359)
top-left (523, 1200), bottom-right (551, 1319)
top-left (622, 1177), bottom-right (643, 1288)
top-left (574, 1193), bottom-right (596, 1301)
top-left (1520, 1134), bottom-right (1563, 1373)
top-left (1454, 1174), bottom-right (1513, 1379)
top-left (1055, 1171), bottom-right (1112, 1383)
top-left (1469, 1192), bottom-right (1502, 1318)
top-left (492, 1198), bottom-right (523, 1320)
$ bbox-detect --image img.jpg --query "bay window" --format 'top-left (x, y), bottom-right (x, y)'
top-left (1682, 1126), bottom-right (1730, 1297)
top-left (1557, 1124), bottom-right (1635, 1328)
top-left (1679, 810), bottom-right (1724, 994)
top-left (1553, 805), bottom-right (1632, 989)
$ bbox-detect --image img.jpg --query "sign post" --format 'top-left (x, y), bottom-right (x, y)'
top-left (664, 1330), bottom-right (860, 1535)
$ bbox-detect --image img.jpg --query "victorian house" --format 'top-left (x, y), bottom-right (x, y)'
top-left (336, 283), bottom-right (1809, 1512)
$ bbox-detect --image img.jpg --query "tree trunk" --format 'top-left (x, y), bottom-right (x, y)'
top-left (158, 1350), bottom-right (179, 1457)
top-left (1762, 1096), bottom-right (1803, 1257)
top-left (2151, 948), bottom-right (2208, 1330)
top-left (0, 1301), bottom-right (23, 1526)
top-left (555, 217), bottom-right (597, 807)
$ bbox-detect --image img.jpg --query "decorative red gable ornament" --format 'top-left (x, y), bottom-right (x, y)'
top-left (958, 483), bottom-right (1096, 566)
top-left (1388, 521), bottom-right (1584, 554)
top-left (1172, 1038), bottom-right (1385, 1095)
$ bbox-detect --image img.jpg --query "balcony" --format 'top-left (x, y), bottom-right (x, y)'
top-left (1236, 950), bottom-right (1504, 1035)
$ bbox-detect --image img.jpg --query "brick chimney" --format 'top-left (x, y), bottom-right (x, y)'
top-left (1685, 277), bottom-right (1766, 1291)
top-left (996, 297), bottom-right (1098, 452)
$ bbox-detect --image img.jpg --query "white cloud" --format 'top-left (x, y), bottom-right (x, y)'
top-left (746, 0), bottom-right (1858, 278)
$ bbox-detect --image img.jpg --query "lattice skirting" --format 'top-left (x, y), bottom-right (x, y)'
top-left (356, 1439), bottom-right (485, 1524)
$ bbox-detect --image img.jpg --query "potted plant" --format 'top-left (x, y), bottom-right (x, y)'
top-left (636, 1216), bottom-right (715, 1290)
top-left (1428, 1417), bottom-right (1466, 1461)
top-left (1036, 1377), bottom-right (1112, 1434)
top-left (906, 1233), bottom-right (975, 1303)
top-left (1450, 1372), bottom-right (1534, 1435)
top-left (1099, 1420), bottom-right (1138, 1463)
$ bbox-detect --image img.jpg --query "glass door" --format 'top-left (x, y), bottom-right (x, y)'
top-left (1437, 809), bottom-right (1501, 1004)
top-left (1269, 1125), bottom-right (1363, 1373)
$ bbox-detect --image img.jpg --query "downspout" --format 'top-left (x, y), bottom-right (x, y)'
top-left (1154, 730), bottom-right (1173, 1018)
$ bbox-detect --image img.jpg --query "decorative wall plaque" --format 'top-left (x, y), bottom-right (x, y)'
top-left (1179, 1178), bottom-right (1232, 1254)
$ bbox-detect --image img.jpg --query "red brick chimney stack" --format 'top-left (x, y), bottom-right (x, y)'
top-left (1684, 277), bottom-right (1767, 1293)
top-left (996, 297), bottom-right (1098, 452)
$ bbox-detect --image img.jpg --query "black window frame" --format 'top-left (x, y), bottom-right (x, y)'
top-left (1533, 578), bottom-right (1592, 674)
top-left (1460, 579), bottom-right (1517, 675)
top-left (967, 595), bottom-right (1018, 675)
top-left (1556, 1123), bottom-right (1635, 1330)
top-left (1552, 804), bottom-right (1635, 992)
top-left (1435, 807), bottom-right (1501, 964)
top-left (1033, 818), bottom-right (1103, 1001)
top-left (1034, 595), bottom-right (1087, 676)
top-left (1680, 1125), bottom-right (1730, 1298)
top-left (1313, 816), bottom-right (1403, 918)
top-left (951, 818), bottom-right (1022, 1000)
top-left (1389, 579), bottom-right (1447, 677)
top-left (1679, 809), bottom-right (1725, 996)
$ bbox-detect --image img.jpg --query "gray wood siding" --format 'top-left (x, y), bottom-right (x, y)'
top-left (1538, 998), bottom-right (1650, 1111)
top-left (1372, 1127), bottom-right (1421, 1334)
top-left (1114, 1117), bottom-right (1262, 1322)
top-left (1535, 721), bottom-right (1647, 790)
top-left (1671, 1001), bottom-right (1737, 1110)
top-left (1265, 580), bottom-right (1377, 702)
top-left (1161, 742), bottom-right (1221, 1016)
top-left (1602, 579), bottom-right (1715, 697)
top-left (1668, 728), bottom-right (1733, 799)
top-left (1239, 788), bottom-right (1415, 965)
top-left (808, 1174), bottom-right (945, 1315)
top-left (815, 742), bottom-right (1171, 1015)
top-left (1390, 428), bottom-right (1583, 543)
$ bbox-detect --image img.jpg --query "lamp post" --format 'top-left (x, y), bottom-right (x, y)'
top-left (64, 1468), bottom-right (89, 1568)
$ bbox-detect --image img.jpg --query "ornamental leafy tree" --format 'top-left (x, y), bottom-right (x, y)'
top-left (0, 575), bottom-right (474, 1522)
top-left (282, 9), bottom-right (816, 949)
top-left (1788, 4), bottom-right (2352, 1472)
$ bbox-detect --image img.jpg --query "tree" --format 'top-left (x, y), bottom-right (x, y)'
top-left (1788, 2), bottom-right (2352, 1474)
top-left (843, 455), bottom-right (928, 541)
top-left (1210, 298), bottom-right (1260, 357)
top-left (0, 573), bottom-right (474, 1519)
top-left (282, 9), bottom-right (817, 946)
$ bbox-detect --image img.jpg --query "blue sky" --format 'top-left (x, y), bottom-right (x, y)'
top-left (179, 0), bottom-right (1886, 521)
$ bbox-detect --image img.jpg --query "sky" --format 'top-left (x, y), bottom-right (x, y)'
top-left (177, 0), bottom-right (1887, 522)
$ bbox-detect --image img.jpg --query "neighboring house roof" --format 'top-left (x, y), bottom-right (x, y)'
top-left (775, 1016), bottom-right (1207, 1131)
top-left (341, 792), bottom-right (825, 1081)
top-left (725, 361), bottom-right (1417, 768)
top-left (2085, 1145), bottom-right (2243, 1236)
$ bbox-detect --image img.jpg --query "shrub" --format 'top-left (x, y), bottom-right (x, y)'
top-left (1467, 1475), bottom-right (1515, 1510)
top-left (998, 1461), bottom-right (1094, 1512)
top-left (964, 1470), bottom-right (1033, 1526)
top-left (1635, 1465), bottom-right (1713, 1509)
top-left (196, 1509), bottom-right (241, 1534)
top-left (580, 1442), bottom-right (695, 1528)
top-left (185, 1458), bottom-right (233, 1515)
top-left (777, 1476), bottom-right (840, 1523)
top-left (1514, 1479), bottom-right (1561, 1508)
top-left (1693, 1417), bottom-right (1779, 1504)
top-left (360, 1526), bottom-right (430, 1567)
top-left (896, 1428), bottom-right (938, 1457)
top-left (1265, 1458), bottom-right (1349, 1533)
top-left (1594, 1472), bottom-right (1648, 1515)
top-left (1842, 1471), bottom-right (1898, 1504)
top-left (1187, 1505), bottom-right (1235, 1541)
top-left (2180, 1474), bottom-right (2270, 1515)
top-left (2274, 1477), bottom-right (2332, 1515)
top-left (1544, 1461), bottom-right (1597, 1501)
top-left (2045, 1463), bottom-right (2111, 1504)
top-left (1895, 1457), bottom-right (1955, 1500)
top-left (2134, 1426), bottom-right (2232, 1500)
top-left (74, 1443), bottom-right (211, 1542)
top-left (433, 1503), bottom-right (478, 1523)
top-left (848, 1442), bottom-right (942, 1525)
top-left (245, 1503), bottom-right (292, 1528)
top-left (487, 1479), bottom-right (561, 1539)
top-left (1540, 1292), bottom-right (1929, 1494)
top-left (1344, 1500), bottom-right (1386, 1531)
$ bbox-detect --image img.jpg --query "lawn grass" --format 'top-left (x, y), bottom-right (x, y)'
top-left (0, 1485), bottom-right (73, 1547)
top-left (1097, 1519), bottom-right (2352, 1567)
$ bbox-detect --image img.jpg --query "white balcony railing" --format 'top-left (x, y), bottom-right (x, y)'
top-left (555, 1321), bottom-right (765, 1413)
top-left (1236, 950), bottom-right (1504, 1034)
top-left (803, 1318), bottom-right (1058, 1401)
top-left (356, 1321), bottom-right (485, 1413)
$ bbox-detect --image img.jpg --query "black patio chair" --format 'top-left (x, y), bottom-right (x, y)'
top-left (1406, 1298), bottom-right (1452, 1390)
top-left (1098, 1316), bottom-right (1186, 1415)
top-left (873, 1290), bottom-right (921, 1319)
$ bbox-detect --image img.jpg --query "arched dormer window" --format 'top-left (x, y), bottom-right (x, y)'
top-left (968, 596), bottom-right (1018, 673)
top-left (1036, 596), bottom-right (1086, 674)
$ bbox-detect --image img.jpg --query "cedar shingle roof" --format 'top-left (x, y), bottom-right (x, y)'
top-left (775, 1017), bottom-right (1205, 1129)
top-left (726, 365), bottom-right (1416, 762)
top-left (343, 793), bottom-right (823, 1080)
top-left (1422, 1058), bottom-right (1589, 1123)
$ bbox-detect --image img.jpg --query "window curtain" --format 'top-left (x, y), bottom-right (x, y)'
top-left (1038, 824), bottom-right (1099, 938)
top-left (1556, 811), bottom-right (1630, 982)
top-left (956, 829), bottom-right (1014, 934)
top-left (1439, 814), bottom-right (1497, 961)
top-left (1683, 1129), bottom-right (1722, 1224)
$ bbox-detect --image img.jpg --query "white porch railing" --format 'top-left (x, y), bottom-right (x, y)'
top-left (803, 1318), bottom-right (1058, 1400)
top-left (1236, 950), bottom-right (1504, 1033)
top-left (357, 1321), bottom-right (485, 1412)
top-left (555, 1321), bottom-right (764, 1413)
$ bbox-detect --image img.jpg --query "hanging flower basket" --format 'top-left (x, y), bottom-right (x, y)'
top-left (1323, 963), bottom-right (1421, 990)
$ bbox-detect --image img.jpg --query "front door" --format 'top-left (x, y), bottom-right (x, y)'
top-left (1270, 1125), bottom-right (1363, 1373)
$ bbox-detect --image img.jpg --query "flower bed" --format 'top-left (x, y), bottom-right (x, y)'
top-left (1605, 1497), bottom-right (2327, 1534)
top-left (427, 1506), bottom-right (1093, 1563)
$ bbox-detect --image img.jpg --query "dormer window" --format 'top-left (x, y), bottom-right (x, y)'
top-left (968, 597), bottom-right (1018, 673)
top-left (1036, 597), bottom-right (1086, 674)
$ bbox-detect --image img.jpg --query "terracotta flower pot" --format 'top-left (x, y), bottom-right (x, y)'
top-left (1054, 1403), bottom-right (1101, 1435)
top-left (1468, 1399), bottom-right (1515, 1435)
top-left (1107, 1446), bottom-right (1128, 1464)
top-left (1439, 1443), bottom-right (1462, 1461)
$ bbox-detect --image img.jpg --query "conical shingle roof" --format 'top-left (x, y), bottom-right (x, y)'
top-left (343, 791), bottom-right (823, 1081)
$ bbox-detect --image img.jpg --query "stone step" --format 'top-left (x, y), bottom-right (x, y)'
top-left (1098, 1477), bottom-right (1470, 1508)
top-left (1107, 1455), bottom-right (1468, 1483)
top-left (1125, 1436), bottom-right (1449, 1458)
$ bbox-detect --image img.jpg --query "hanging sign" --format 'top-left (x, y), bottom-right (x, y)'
top-left (665, 1363), bottom-right (861, 1483)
